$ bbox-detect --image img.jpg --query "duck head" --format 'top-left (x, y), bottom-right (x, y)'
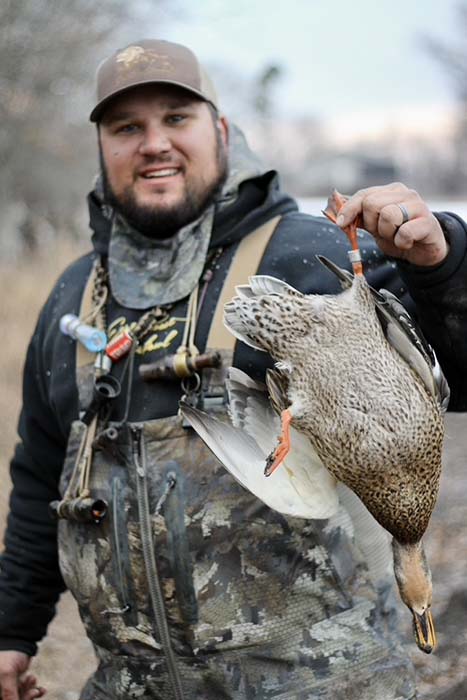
top-left (392, 539), bottom-right (436, 654)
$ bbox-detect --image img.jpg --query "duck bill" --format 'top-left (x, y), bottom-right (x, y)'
top-left (412, 609), bottom-right (436, 654)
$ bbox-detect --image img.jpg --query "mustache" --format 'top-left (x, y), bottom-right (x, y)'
top-left (139, 154), bottom-right (181, 165)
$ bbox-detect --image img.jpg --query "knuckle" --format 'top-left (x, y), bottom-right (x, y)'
top-left (379, 203), bottom-right (398, 223)
top-left (353, 187), bottom-right (369, 197)
top-left (362, 193), bottom-right (381, 214)
top-left (406, 187), bottom-right (420, 200)
top-left (351, 187), bottom-right (375, 204)
top-left (389, 181), bottom-right (408, 191)
top-left (397, 227), bottom-right (413, 243)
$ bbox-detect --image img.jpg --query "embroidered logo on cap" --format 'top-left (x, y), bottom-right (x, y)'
top-left (116, 46), bottom-right (173, 74)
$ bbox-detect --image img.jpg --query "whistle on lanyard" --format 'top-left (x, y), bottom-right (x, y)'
top-left (49, 496), bottom-right (107, 524)
top-left (139, 350), bottom-right (222, 382)
top-left (60, 314), bottom-right (107, 353)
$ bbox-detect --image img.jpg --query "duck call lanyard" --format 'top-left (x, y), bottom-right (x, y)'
top-left (58, 215), bottom-right (282, 524)
top-left (55, 266), bottom-right (202, 524)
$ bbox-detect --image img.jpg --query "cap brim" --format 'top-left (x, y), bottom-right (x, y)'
top-left (90, 79), bottom-right (216, 122)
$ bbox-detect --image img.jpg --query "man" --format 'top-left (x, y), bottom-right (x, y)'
top-left (0, 39), bottom-right (466, 700)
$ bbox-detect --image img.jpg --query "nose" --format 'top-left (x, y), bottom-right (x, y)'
top-left (138, 125), bottom-right (171, 156)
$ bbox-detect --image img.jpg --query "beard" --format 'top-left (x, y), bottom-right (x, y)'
top-left (99, 130), bottom-right (228, 240)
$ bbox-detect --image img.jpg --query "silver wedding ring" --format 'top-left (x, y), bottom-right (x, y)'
top-left (394, 203), bottom-right (410, 232)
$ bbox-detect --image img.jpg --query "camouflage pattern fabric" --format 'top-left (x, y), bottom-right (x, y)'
top-left (58, 414), bottom-right (417, 700)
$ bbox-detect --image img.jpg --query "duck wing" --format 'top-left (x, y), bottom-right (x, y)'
top-left (317, 254), bottom-right (450, 411)
top-left (374, 288), bottom-right (450, 411)
top-left (179, 368), bottom-right (338, 519)
top-left (336, 484), bottom-right (393, 586)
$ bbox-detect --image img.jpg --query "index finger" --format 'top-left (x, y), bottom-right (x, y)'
top-left (336, 183), bottom-right (407, 227)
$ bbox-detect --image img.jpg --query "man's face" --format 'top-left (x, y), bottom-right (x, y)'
top-left (98, 85), bottom-right (229, 238)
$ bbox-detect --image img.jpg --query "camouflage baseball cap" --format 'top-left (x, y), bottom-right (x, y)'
top-left (90, 39), bottom-right (218, 122)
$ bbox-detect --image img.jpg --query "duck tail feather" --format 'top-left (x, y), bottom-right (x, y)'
top-left (228, 367), bottom-right (267, 392)
top-left (234, 284), bottom-right (255, 299)
top-left (179, 400), bottom-right (268, 485)
top-left (316, 255), bottom-right (354, 289)
top-left (246, 275), bottom-right (302, 298)
top-left (223, 302), bottom-right (265, 351)
top-left (180, 400), bottom-right (337, 520)
top-left (226, 368), bottom-right (279, 449)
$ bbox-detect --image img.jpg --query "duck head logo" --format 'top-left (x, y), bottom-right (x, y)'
top-left (115, 45), bottom-right (173, 77)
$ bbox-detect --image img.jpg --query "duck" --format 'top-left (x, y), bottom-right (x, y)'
top-left (180, 191), bottom-right (449, 654)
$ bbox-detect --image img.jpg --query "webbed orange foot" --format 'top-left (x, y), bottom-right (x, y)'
top-left (264, 409), bottom-right (292, 477)
top-left (322, 189), bottom-right (364, 276)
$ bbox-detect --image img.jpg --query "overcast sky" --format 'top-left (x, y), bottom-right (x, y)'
top-left (158, 0), bottom-right (462, 120)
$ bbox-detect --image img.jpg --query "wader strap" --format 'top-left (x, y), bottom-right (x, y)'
top-left (206, 215), bottom-right (281, 350)
top-left (76, 258), bottom-right (100, 370)
top-left (75, 259), bottom-right (101, 412)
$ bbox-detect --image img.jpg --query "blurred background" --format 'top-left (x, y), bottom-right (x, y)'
top-left (2, 0), bottom-right (467, 258)
top-left (1, 1), bottom-right (467, 698)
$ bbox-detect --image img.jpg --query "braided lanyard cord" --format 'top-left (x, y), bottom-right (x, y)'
top-left (81, 259), bottom-right (109, 331)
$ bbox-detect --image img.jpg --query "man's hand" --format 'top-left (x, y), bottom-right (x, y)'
top-left (0, 651), bottom-right (45, 700)
top-left (335, 182), bottom-right (448, 267)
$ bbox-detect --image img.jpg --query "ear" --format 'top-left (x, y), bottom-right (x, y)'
top-left (217, 115), bottom-right (229, 147)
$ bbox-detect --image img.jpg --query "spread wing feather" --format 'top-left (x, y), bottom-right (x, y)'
top-left (180, 367), bottom-right (338, 520)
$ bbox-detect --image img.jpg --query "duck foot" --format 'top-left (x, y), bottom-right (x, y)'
top-left (264, 409), bottom-right (292, 477)
top-left (322, 190), bottom-right (364, 276)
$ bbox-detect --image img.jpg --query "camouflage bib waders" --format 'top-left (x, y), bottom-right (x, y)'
top-left (57, 222), bottom-right (417, 700)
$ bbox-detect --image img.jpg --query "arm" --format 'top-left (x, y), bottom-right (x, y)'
top-left (396, 211), bottom-right (467, 410)
top-left (337, 183), bottom-right (467, 409)
top-left (0, 309), bottom-right (68, 697)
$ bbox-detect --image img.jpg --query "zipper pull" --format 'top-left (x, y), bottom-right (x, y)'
top-left (154, 472), bottom-right (177, 516)
top-left (131, 427), bottom-right (145, 477)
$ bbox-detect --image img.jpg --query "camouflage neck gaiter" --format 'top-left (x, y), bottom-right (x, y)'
top-left (106, 125), bottom-right (264, 310)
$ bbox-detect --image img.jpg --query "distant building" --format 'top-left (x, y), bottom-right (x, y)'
top-left (292, 153), bottom-right (399, 196)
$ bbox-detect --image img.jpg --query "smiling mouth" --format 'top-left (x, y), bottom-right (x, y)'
top-left (140, 168), bottom-right (180, 179)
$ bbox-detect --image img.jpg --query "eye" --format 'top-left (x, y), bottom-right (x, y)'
top-left (166, 113), bottom-right (187, 125)
top-left (117, 123), bottom-right (140, 134)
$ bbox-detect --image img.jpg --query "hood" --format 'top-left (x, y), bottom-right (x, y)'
top-left (87, 126), bottom-right (298, 308)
